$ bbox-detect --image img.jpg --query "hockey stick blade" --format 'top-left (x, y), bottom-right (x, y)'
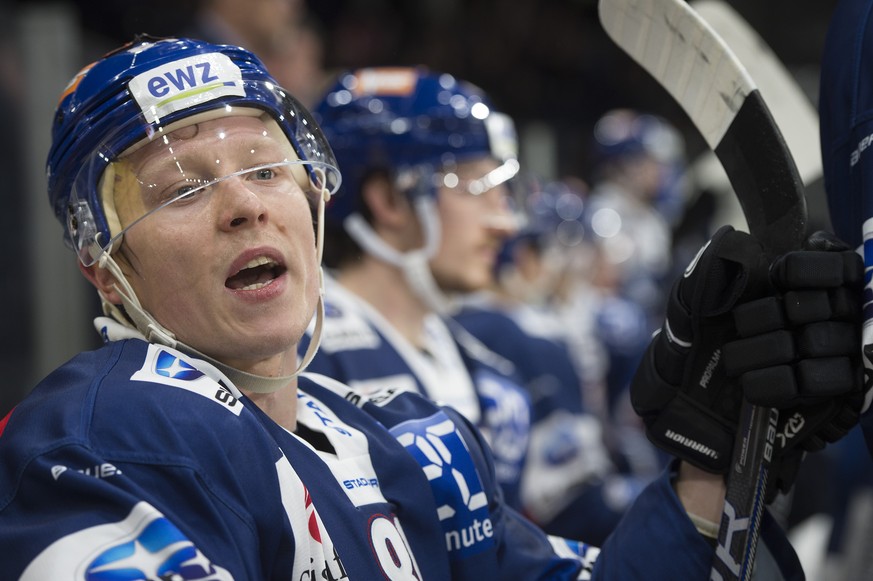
top-left (598, 0), bottom-right (806, 254)
top-left (692, 0), bottom-right (822, 188)
top-left (597, 1), bottom-right (807, 579)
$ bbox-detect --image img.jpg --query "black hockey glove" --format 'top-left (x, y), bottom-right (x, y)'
top-left (723, 230), bottom-right (865, 498)
top-left (631, 225), bottom-right (770, 474)
top-left (631, 227), bottom-right (865, 500)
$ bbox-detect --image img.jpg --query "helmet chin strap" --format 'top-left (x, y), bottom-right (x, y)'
top-left (343, 195), bottom-right (457, 315)
top-left (93, 178), bottom-right (331, 395)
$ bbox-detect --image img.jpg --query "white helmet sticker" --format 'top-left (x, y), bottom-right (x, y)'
top-left (484, 111), bottom-right (518, 162)
top-left (129, 53), bottom-right (246, 123)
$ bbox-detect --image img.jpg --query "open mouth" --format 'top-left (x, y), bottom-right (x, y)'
top-left (226, 256), bottom-right (287, 290)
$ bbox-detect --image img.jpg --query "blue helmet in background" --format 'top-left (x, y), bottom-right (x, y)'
top-left (48, 36), bottom-right (340, 266)
top-left (592, 109), bottom-right (682, 165)
top-left (313, 66), bottom-right (519, 225)
top-left (313, 66), bottom-right (519, 314)
top-left (591, 108), bottom-right (687, 224)
top-left (498, 178), bottom-right (588, 266)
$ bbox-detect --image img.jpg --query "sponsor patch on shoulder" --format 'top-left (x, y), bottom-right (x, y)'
top-left (128, 52), bottom-right (245, 123)
top-left (21, 502), bottom-right (233, 580)
top-left (391, 412), bottom-right (495, 559)
top-left (131, 344), bottom-right (242, 415)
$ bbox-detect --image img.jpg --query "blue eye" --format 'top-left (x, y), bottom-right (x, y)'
top-left (253, 168), bottom-right (276, 180)
top-left (161, 180), bottom-right (209, 206)
top-left (175, 184), bottom-right (198, 197)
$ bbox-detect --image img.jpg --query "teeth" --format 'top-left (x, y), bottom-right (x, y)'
top-left (241, 256), bottom-right (277, 270)
top-left (225, 255), bottom-right (283, 291)
top-left (240, 282), bottom-right (269, 291)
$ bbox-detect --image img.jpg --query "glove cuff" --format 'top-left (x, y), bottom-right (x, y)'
top-left (646, 394), bottom-right (734, 473)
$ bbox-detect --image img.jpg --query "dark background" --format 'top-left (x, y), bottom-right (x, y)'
top-left (33, 0), bottom-right (838, 180)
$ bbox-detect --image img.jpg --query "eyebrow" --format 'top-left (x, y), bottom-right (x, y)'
top-left (131, 133), bottom-right (291, 176)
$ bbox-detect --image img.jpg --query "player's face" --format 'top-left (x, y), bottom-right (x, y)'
top-left (110, 115), bottom-right (319, 375)
top-left (429, 157), bottom-right (517, 293)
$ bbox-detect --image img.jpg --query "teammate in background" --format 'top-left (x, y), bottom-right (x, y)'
top-left (817, 0), bottom-right (873, 577)
top-left (303, 68), bottom-right (643, 541)
top-left (577, 111), bottom-right (688, 477)
top-left (303, 66), bottom-right (863, 573)
top-left (493, 177), bottom-right (660, 476)
top-left (584, 109), bottom-right (687, 334)
top-left (303, 68), bottom-right (536, 512)
top-left (0, 35), bottom-right (861, 579)
top-left (453, 178), bottom-right (657, 542)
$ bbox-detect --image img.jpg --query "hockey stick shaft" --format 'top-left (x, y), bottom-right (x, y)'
top-left (597, 1), bottom-right (807, 579)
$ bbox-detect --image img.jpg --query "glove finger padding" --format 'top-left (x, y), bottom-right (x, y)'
top-left (723, 231), bottom-right (865, 499)
top-left (631, 226), bottom-right (770, 473)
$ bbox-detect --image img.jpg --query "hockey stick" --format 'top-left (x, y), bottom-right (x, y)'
top-left (597, 1), bottom-right (808, 580)
top-left (689, 0), bottom-right (822, 234)
top-left (691, 0), bottom-right (822, 188)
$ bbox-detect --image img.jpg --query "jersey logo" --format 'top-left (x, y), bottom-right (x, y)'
top-left (155, 350), bottom-right (204, 381)
top-left (131, 345), bottom-right (242, 416)
top-left (128, 52), bottom-right (245, 123)
top-left (390, 412), bottom-right (495, 559)
top-left (274, 453), bottom-right (348, 579)
top-left (474, 369), bottom-right (530, 485)
top-left (20, 502), bottom-right (233, 580)
top-left (51, 463), bottom-right (121, 481)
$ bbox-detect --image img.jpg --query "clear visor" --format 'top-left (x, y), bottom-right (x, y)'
top-left (69, 103), bottom-right (341, 267)
top-left (428, 158), bottom-right (525, 231)
top-left (435, 158), bottom-right (521, 196)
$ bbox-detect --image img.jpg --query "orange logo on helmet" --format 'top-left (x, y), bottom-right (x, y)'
top-left (57, 62), bottom-right (96, 105)
top-left (352, 67), bottom-right (419, 97)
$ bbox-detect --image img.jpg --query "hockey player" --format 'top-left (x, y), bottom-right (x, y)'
top-left (306, 68), bottom-right (655, 536)
top-left (584, 109), bottom-right (684, 334)
top-left (0, 36), bottom-right (861, 579)
top-left (453, 179), bottom-right (657, 543)
top-left (304, 70), bottom-right (673, 544)
top-left (303, 67), bottom-right (535, 511)
top-left (818, 0), bottom-right (873, 572)
top-left (304, 65), bottom-right (863, 574)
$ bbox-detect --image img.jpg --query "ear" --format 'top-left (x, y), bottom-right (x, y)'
top-left (78, 261), bottom-right (123, 305)
top-left (361, 174), bottom-right (414, 231)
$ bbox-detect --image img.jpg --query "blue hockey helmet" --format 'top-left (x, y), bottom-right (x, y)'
top-left (47, 36), bottom-right (341, 266)
top-left (313, 66), bottom-right (519, 224)
top-left (592, 108), bottom-right (683, 166)
top-left (499, 178), bottom-right (588, 264)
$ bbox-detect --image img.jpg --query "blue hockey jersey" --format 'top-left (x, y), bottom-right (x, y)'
top-left (298, 278), bottom-right (532, 509)
top-left (0, 338), bottom-right (802, 579)
top-left (453, 301), bottom-right (645, 544)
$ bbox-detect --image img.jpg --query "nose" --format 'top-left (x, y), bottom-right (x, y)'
top-left (480, 186), bottom-right (519, 237)
top-left (216, 176), bottom-right (268, 231)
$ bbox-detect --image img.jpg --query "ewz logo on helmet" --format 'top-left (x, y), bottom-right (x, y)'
top-left (145, 62), bottom-right (221, 99)
top-left (129, 53), bottom-right (246, 122)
